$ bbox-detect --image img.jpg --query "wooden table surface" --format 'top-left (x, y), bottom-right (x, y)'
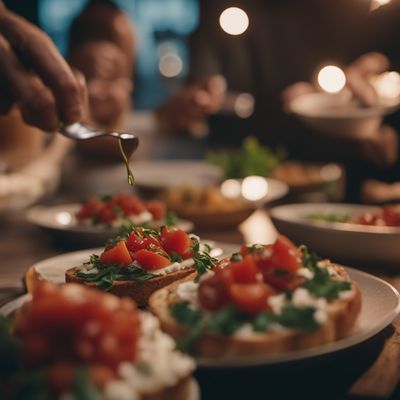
top-left (0, 155), bottom-right (399, 399)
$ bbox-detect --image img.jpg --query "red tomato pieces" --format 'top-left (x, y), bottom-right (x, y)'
top-left (161, 229), bottom-right (191, 256)
top-left (100, 241), bottom-right (132, 266)
top-left (146, 200), bottom-right (167, 220)
top-left (126, 232), bottom-right (161, 253)
top-left (15, 282), bottom-right (140, 372)
top-left (76, 197), bottom-right (104, 220)
top-left (134, 249), bottom-right (171, 270)
top-left (199, 235), bottom-right (304, 314)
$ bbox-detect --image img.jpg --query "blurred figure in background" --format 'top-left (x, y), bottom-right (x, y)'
top-left (158, 0), bottom-right (400, 201)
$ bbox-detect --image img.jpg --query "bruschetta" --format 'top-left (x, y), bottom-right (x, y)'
top-left (150, 236), bottom-right (361, 357)
top-left (66, 226), bottom-right (216, 306)
top-left (1, 282), bottom-right (195, 400)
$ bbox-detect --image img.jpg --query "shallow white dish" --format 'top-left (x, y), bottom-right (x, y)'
top-left (133, 160), bottom-right (223, 191)
top-left (6, 267), bottom-right (399, 369)
top-left (26, 203), bottom-right (194, 246)
top-left (197, 267), bottom-right (399, 367)
top-left (289, 92), bottom-right (400, 139)
top-left (270, 203), bottom-right (400, 266)
top-left (26, 242), bottom-right (238, 287)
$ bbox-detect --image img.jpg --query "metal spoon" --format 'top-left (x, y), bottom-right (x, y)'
top-left (60, 122), bottom-right (139, 149)
top-left (60, 122), bottom-right (139, 185)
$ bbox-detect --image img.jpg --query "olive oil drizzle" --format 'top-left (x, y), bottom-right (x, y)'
top-left (119, 138), bottom-right (135, 186)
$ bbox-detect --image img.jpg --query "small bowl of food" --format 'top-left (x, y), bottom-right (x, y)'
top-left (163, 176), bottom-right (288, 229)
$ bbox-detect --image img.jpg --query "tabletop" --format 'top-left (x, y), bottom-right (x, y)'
top-left (1, 149), bottom-right (400, 400)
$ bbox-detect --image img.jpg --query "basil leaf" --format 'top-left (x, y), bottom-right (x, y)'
top-left (276, 305), bottom-right (318, 332)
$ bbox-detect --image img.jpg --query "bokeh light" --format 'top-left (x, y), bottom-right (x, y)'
top-left (241, 176), bottom-right (269, 201)
top-left (219, 7), bottom-right (249, 36)
top-left (371, 71), bottom-right (400, 99)
top-left (317, 65), bottom-right (346, 94)
top-left (221, 179), bottom-right (242, 199)
top-left (159, 53), bottom-right (183, 78)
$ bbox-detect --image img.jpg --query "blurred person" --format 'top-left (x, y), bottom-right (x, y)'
top-left (158, 0), bottom-right (400, 201)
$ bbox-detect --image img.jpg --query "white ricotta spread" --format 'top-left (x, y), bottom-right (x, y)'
top-left (151, 258), bottom-right (195, 276)
top-left (297, 267), bottom-right (314, 280)
top-left (267, 293), bottom-right (286, 314)
top-left (176, 280), bottom-right (199, 306)
top-left (104, 312), bottom-right (195, 399)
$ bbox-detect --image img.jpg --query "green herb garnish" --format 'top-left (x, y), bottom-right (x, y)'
top-left (165, 211), bottom-right (178, 226)
top-left (207, 136), bottom-right (286, 179)
top-left (191, 237), bottom-right (217, 279)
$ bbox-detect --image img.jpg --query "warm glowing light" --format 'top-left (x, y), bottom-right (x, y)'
top-left (234, 93), bottom-right (255, 118)
top-left (317, 66), bottom-right (346, 94)
top-left (56, 211), bottom-right (72, 226)
top-left (371, 71), bottom-right (400, 99)
top-left (241, 176), bottom-right (268, 201)
top-left (220, 179), bottom-right (242, 198)
top-left (371, 0), bottom-right (391, 11)
top-left (320, 164), bottom-right (342, 181)
top-left (219, 7), bottom-right (249, 36)
top-left (159, 53), bottom-right (183, 78)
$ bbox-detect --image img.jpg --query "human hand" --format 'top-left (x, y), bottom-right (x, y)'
top-left (157, 74), bottom-right (226, 135)
top-left (0, 5), bottom-right (85, 131)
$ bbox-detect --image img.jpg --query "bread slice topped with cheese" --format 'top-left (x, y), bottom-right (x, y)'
top-left (66, 226), bottom-right (216, 306)
top-left (149, 236), bottom-right (361, 357)
top-left (1, 282), bottom-right (195, 400)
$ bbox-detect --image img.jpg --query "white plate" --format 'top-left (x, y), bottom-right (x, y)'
top-left (4, 267), bottom-right (399, 369)
top-left (26, 203), bottom-right (194, 246)
top-left (28, 242), bottom-right (238, 286)
top-left (270, 203), bottom-right (400, 265)
top-left (198, 267), bottom-right (399, 366)
top-left (133, 160), bottom-right (223, 190)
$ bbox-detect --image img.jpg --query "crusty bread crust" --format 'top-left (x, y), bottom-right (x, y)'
top-left (149, 262), bottom-right (362, 358)
top-left (65, 267), bottom-right (195, 307)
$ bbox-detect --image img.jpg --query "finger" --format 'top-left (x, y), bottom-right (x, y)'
top-left (281, 82), bottom-right (315, 111)
top-left (72, 69), bottom-right (90, 122)
top-left (0, 10), bottom-right (84, 124)
top-left (352, 52), bottom-right (390, 76)
top-left (346, 66), bottom-right (378, 107)
top-left (0, 81), bottom-right (14, 114)
top-left (0, 35), bottom-right (59, 131)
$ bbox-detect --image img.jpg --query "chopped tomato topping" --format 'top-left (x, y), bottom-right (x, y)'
top-left (111, 193), bottom-right (146, 216)
top-left (146, 200), bottom-right (167, 220)
top-left (126, 232), bottom-right (161, 253)
top-left (97, 206), bottom-right (117, 224)
top-left (262, 268), bottom-right (305, 291)
top-left (15, 282), bottom-right (140, 371)
top-left (134, 249), bottom-right (170, 270)
top-left (229, 283), bottom-right (273, 315)
top-left (161, 229), bottom-right (191, 256)
top-left (76, 197), bottom-right (104, 220)
top-left (229, 255), bottom-right (260, 284)
top-left (198, 272), bottom-right (231, 311)
top-left (100, 241), bottom-right (132, 266)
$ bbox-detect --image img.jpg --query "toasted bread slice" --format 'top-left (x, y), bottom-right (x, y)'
top-left (66, 267), bottom-right (194, 307)
top-left (149, 262), bottom-right (361, 358)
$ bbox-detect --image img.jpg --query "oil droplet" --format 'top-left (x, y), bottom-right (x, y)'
top-left (119, 138), bottom-right (136, 186)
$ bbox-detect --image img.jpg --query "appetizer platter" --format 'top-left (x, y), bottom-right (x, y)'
top-left (0, 282), bottom-right (199, 400)
top-left (270, 203), bottom-right (400, 266)
top-left (26, 192), bottom-right (194, 246)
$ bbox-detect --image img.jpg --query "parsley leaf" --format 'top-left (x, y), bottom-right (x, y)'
top-left (165, 211), bottom-right (178, 226)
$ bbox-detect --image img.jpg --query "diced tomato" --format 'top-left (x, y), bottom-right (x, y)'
top-left (146, 200), bottom-right (167, 220)
top-left (126, 232), bottom-right (161, 252)
top-left (76, 197), bottom-right (104, 220)
top-left (161, 229), bottom-right (191, 256)
top-left (97, 206), bottom-right (117, 224)
top-left (134, 249), bottom-right (170, 270)
top-left (213, 257), bottom-right (231, 272)
top-left (198, 272), bottom-right (231, 311)
top-left (181, 249), bottom-right (194, 260)
top-left (262, 268), bottom-right (305, 291)
top-left (100, 241), bottom-right (132, 266)
top-left (229, 283), bottom-right (273, 315)
top-left (111, 193), bottom-right (146, 216)
top-left (229, 255), bottom-right (260, 284)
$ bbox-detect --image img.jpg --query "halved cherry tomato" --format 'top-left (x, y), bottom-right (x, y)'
top-left (126, 232), bottom-right (161, 252)
top-left (161, 229), bottom-right (191, 256)
top-left (198, 273), bottom-right (230, 311)
top-left (229, 282), bottom-right (273, 315)
top-left (100, 241), bottom-right (132, 266)
top-left (134, 249), bottom-right (170, 270)
top-left (76, 197), bottom-right (104, 220)
top-left (230, 255), bottom-right (260, 284)
top-left (146, 200), bottom-right (167, 220)
top-left (262, 268), bottom-right (304, 291)
top-left (97, 206), bottom-right (117, 224)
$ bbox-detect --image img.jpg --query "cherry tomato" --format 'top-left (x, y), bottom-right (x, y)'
top-left (134, 249), bottom-right (170, 270)
top-left (262, 268), bottom-right (304, 291)
top-left (229, 283), bottom-right (273, 315)
top-left (76, 197), bottom-right (104, 220)
top-left (100, 241), bottom-right (132, 266)
top-left (230, 255), bottom-right (260, 284)
top-left (161, 229), bottom-right (191, 256)
top-left (146, 200), bottom-right (167, 220)
top-left (198, 272), bottom-right (231, 311)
